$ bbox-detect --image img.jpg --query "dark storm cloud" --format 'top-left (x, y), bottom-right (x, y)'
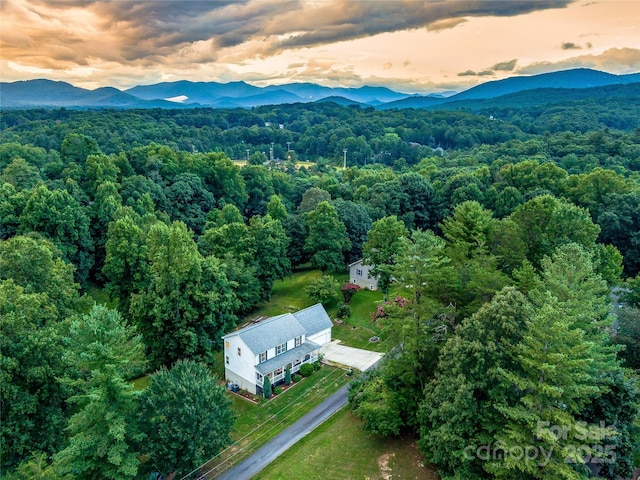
top-left (276, 1), bottom-right (572, 53)
top-left (25, 0), bottom-right (573, 63)
top-left (491, 59), bottom-right (517, 71)
top-left (561, 42), bottom-right (582, 50)
top-left (457, 59), bottom-right (516, 77)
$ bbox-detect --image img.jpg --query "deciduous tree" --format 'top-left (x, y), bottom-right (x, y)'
top-left (130, 221), bottom-right (238, 368)
top-left (363, 216), bottom-right (409, 298)
top-left (304, 201), bottom-right (351, 273)
top-left (139, 360), bottom-right (235, 477)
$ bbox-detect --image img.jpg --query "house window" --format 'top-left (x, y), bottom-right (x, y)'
top-left (294, 358), bottom-right (301, 366)
top-left (225, 356), bottom-right (229, 365)
top-left (276, 342), bottom-right (287, 355)
top-left (295, 335), bottom-right (302, 347)
top-left (274, 367), bottom-right (283, 376)
top-left (256, 372), bottom-right (263, 382)
top-left (237, 347), bottom-right (241, 356)
top-left (356, 268), bottom-right (363, 276)
top-left (260, 351), bottom-right (267, 363)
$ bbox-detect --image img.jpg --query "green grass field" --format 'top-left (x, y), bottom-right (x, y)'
top-left (249, 267), bottom-right (324, 318)
top-left (248, 268), bottom-right (387, 351)
top-left (254, 407), bottom-right (440, 480)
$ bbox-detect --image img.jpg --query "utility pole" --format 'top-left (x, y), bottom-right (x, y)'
top-left (246, 149), bottom-right (250, 162)
top-left (343, 148), bottom-right (347, 170)
top-left (270, 142), bottom-right (275, 162)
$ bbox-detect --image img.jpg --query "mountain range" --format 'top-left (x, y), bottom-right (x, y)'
top-left (1, 68), bottom-right (639, 110)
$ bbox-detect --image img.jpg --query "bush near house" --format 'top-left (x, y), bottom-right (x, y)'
top-left (341, 283), bottom-right (361, 303)
top-left (337, 302), bottom-right (351, 319)
top-left (300, 363), bottom-right (314, 377)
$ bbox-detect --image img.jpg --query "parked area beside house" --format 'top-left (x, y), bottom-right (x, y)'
top-left (320, 340), bottom-right (383, 371)
top-left (222, 304), bottom-right (332, 395)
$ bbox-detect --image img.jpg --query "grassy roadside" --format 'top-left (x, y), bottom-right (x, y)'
top-left (254, 407), bottom-right (440, 480)
top-left (202, 364), bottom-right (352, 479)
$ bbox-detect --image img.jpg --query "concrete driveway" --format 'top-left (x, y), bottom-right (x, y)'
top-left (320, 340), bottom-right (383, 371)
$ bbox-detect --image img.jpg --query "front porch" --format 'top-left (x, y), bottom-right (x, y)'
top-left (255, 341), bottom-right (320, 394)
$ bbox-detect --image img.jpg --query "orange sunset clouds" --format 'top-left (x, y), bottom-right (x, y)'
top-left (1, 0), bottom-right (638, 92)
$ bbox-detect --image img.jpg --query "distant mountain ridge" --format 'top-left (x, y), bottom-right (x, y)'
top-left (0, 79), bottom-right (182, 109)
top-left (124, 80), bottom-right (409, 107)
top-left (380, 68), bottom-right (640, 109)
top-left (1, 68), bottom-right (639, 110)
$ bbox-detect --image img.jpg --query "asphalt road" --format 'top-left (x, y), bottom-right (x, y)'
top-left (215, 383), bottom-right (350, 480)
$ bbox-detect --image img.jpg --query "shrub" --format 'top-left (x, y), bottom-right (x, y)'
top-left (305, 275), bottom-right (340, 306)
top-left (336, 302), bottom-right (351, 319)
top-left (293, 374), bottom-right (302, 383)
top-left (274, 386), bottom-right (283, 395)
top-left (285, 368), bottom-right (291, 385)
top-left (341, 283), bottom-right (361, 303)
top-left (299, 363), bottom-right (314, 377)
top-left (313, 360), bottom-right (321, 371)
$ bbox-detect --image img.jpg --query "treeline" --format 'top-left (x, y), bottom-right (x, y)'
top-left (2, 100), bottom-right (639, 167)
top-left (1, 103), bottom-right (640, 478)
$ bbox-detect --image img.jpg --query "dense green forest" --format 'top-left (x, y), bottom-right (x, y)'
top-left (1, 101), bottom-right (639, 479)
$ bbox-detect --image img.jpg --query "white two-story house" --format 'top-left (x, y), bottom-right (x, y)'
top-left (222, 303), bottom-right (332, 395)
top-left (349, 259), bottom-right (379, 290)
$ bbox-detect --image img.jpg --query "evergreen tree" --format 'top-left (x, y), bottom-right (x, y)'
top-left (249, 214), bottom-right (291, 301)
top-left (263, 375), bottom-right (272, 399)
top-left (490, 296), bottom-right (609, 479)
top-left (55, 305), bottom-right (145, 480)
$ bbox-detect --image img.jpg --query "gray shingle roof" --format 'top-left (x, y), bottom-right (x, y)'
top-left (293, 303), bottom-right (332, 336)
top-left (223, 303), bottom-right (332, 356)
top-left (255, 341), bottom-right (320, 375)
top-left (224, 313), bottom-right (306, 355)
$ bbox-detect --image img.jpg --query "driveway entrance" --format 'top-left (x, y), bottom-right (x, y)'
top-left (320, 340), bottom-right (383, 371)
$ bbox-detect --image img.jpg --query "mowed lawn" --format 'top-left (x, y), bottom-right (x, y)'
top-left (254, 407), bottom-right (440, 480)
top-left (249, 268), bottom-right (389, 352)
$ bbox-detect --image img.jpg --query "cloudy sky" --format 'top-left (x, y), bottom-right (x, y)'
top-left (1, 0), bottom-right (638, 93)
